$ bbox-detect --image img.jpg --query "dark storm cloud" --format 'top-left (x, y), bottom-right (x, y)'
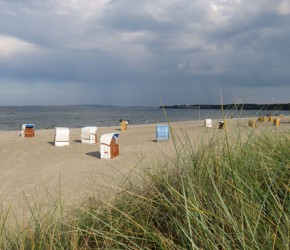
top-left (0, 0), bottom-right (289, 105)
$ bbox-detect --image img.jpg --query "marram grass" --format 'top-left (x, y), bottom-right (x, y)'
top-left (1, 128), bottom-right (289, 249)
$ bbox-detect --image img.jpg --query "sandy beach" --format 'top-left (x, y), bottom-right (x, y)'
top-left (1, 116), bottom-right (289, 217)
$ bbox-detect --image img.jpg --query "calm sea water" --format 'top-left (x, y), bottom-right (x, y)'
top-left (0, 106), bottom-right (289, 131)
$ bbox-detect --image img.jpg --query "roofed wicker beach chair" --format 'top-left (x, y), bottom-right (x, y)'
top-left (81, 126), bottom-right (98, 144)
top-left (204, 119), bottom-right (213, 128)
top-left (54, 127), bottom-right (70, 146)
top-left (100, 133), bottom-right (119, 159)
top-left (156, 124), bottom-right (169, 142)
top-left (121, 121), bottom-right (128, 131)
top-left (21, 124), bottom-right (35, 137)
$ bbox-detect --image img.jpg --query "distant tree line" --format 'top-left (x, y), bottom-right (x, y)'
top-left (160, 103), bottom-right (290, 111)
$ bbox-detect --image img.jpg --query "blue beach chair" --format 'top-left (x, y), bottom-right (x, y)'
top-left (156, 125), bottom-right (169, 141)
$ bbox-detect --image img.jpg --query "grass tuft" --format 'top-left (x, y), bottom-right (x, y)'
top-left (1, 128), bottom-right (289, 249)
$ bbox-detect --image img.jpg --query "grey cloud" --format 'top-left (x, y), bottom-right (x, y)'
top-left (0, 0), bottom-right (289, 106)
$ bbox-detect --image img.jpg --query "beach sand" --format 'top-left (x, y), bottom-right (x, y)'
top-left (1, 116), bottom-right (289, 217)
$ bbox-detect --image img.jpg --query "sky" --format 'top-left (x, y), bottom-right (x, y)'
top-left (0, 0), bottom-right (290, 106)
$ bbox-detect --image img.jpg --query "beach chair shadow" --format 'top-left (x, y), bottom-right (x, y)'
top-left (86, 151), bottom-right (101, 159)
top-left (115, 128), bottom-right (121, 131)
top-left (74, 140), bottom-right (82, 143)
top-left (48, 142), bottom-right (55, 146)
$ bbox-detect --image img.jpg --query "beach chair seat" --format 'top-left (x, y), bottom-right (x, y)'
top-left (100, 133), bottom-right (119, 159)
top-left (204, 119), bottom-right (212, 128)
top-left (21, 124), bottom-right (35, 137)
top-left (54, 127), bottom-right (70, 146)
top-left (156, 125), bottom-right (169, 141)
top-left (81, 126), bottom-right (97, 144)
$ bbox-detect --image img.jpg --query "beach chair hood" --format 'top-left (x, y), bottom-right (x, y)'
top-left (81, 126), bottom-right (97, 139)
top-left (55, 127), bottom-right (70, 139)
top-left (100, 133), bottom-right (119, 145)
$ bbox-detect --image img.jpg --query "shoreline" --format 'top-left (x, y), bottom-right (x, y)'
top-left (0, 114), bottom-right (288, 132)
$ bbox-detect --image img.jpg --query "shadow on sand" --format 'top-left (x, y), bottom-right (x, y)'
top-left (86, 151), bottom-right (101, 159)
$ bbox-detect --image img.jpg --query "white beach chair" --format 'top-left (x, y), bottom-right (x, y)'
top-left (100, 133), bottom-right (119, 159)
top-left (156, 125), bottom-right (169, 141)
top-left (204, 119), bottom-right (213, 128)
top-left (81, 126), bottom-right (97, 144)
top-left (21, 124), bottom-right (35, 137)
top-left (54, 127), bottom-right (70, 146)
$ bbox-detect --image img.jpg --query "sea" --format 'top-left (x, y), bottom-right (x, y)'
top-left (0, 105), bottom-right (289, 131)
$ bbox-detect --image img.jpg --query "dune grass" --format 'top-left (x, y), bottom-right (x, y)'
top-left (0, 126), bottom-right (289, 249)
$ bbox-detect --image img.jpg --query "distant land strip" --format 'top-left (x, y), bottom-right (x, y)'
top-left (160, 103), bottom-right (290, 111)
